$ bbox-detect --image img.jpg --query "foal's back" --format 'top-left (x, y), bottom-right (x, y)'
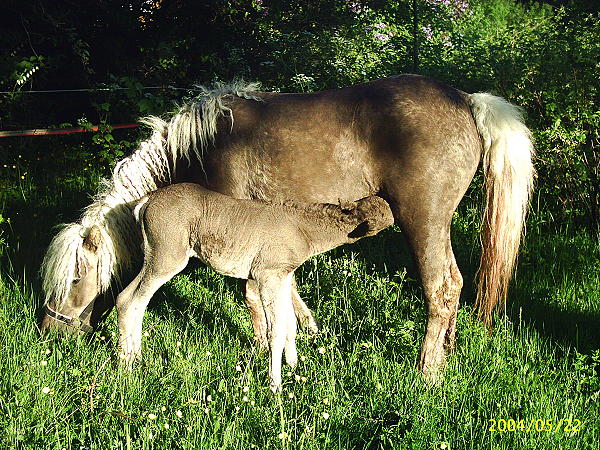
top-left (140, 183), bottom-right (306, 278)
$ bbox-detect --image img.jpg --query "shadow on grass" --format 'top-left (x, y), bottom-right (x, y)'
top-left (507, 232), bottom-right (600, 354)
top-left (146, 259), bottom-right (254, 348)
top-left (508, 298), bottom-right (600, 354)
top-left (2, 155), bottom-right (598, 357)
top-left (327, 411), bottom-right (414, 450)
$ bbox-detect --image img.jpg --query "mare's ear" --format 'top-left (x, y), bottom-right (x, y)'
top-left (82, 226), bottom-right (102, 253)
top-left (348, 220), bottom-right (371, 238)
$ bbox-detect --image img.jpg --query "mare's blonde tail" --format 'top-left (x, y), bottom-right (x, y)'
top-left (469, 93), bottom-right (535, 326)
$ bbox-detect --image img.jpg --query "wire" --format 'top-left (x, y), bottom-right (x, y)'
top-left (0, 86), bottom-right (202, 95)
top-left (0, 84), bottom-right (203, 136)
top-left (0, 123), bottom-right (139, 138)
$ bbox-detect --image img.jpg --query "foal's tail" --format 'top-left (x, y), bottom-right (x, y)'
top-left (469, 93), bottom-right (535, 326)
top-left (133, 195), bottom-right (150, 223)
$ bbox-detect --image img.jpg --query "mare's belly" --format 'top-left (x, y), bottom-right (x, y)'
top-left (203, 135), bottom-right (378, 203)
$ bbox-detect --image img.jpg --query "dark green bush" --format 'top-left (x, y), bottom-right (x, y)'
top-left (1, 0), bottom-right (597, 230)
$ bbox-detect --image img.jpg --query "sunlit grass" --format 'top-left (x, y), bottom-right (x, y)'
top-left (0, 155), bottom-right (599, 448)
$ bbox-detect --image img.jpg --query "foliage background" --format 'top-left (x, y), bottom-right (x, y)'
top-left (0, 1), bottom-right (598, 448)
top-left (1, 0), bottom-right (598, 231)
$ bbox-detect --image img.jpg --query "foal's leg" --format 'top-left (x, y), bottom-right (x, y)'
top-left (291, 277), bottom-right (319, 335)
top-left (413, 230), bottom-right (463, 379)
top-left (244, 279), bottom-right (268, 350)
top-left (255, 270), bottom-right (296, 391)
top-left (116, 250), bottom-right (189, 366)
top-left (245, 275), bottom-right (318, 348)
top-left (285, 278), bottom-right (299, 368)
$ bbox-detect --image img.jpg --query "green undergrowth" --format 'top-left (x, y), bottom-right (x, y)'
top-left (0, 158), bottom-right (599, 448)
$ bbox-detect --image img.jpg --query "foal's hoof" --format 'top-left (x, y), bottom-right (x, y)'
top-left (299, 316), bottom-right (320, 337)
top-left (118, 351), bottom-right (139, 370)
top-left (254, 335), bottom-right (269, 352)
top-left (285, 350), bottom-right (298, 369)
top-left (305, 319), bottom-right (320, 336)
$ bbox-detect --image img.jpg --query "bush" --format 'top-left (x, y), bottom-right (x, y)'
top-left (1, 0), bottom-right (597, 229)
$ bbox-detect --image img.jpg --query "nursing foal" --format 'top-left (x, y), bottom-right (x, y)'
top-left (117, 183), bottom-right (394, 390)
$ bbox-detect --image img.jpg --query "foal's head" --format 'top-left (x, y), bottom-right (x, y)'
top-left (40, 226), bottom-right (111, 334)
top-left (343, 195), bottom-right (395, 240)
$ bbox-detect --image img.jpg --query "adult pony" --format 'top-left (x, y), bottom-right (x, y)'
top-left (40, 75), bottom-right (535, 375)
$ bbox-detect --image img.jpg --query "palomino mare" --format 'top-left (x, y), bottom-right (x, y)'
top-left (40, 75), bottom-right (535, 376)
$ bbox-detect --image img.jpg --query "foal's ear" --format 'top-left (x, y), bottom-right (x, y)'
top-left (83, 226), bottom-right (102, 253)
top-left (339, 200), bottom-right (357, 215)
top-left (348, 220), bottom-right (371, 239)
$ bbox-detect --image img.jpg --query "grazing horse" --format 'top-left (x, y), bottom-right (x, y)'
top-left (40, 75), bottom-right (535, 376)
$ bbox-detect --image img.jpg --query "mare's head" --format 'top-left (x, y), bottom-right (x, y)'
top-left (40, 225), bottom-right (113, 334)
top-left (343, 196), bottom-right (395, 241)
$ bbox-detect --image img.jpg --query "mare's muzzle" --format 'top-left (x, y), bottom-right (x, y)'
top-left (44, 302), bottom-right (95, 334)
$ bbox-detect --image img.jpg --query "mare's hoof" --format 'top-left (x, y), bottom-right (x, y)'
top-left (422, 365), bottom-right (444, 386)
top-left (419, 347), bottom-right (447, 386)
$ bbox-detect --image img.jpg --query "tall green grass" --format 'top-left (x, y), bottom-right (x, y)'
top-left (0, 149), bottom-right (598, 449)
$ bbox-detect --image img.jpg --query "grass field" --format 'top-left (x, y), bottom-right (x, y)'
top-left (0, 144), bottom-right (599, 449)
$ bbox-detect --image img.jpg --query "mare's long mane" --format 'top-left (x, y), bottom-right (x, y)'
top-left (41, 81), bottom-right (261, 306)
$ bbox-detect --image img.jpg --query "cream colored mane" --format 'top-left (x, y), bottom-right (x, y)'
top-left (41, 81), bottom-right (261, 306)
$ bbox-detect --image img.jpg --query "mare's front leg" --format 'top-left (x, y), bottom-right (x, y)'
top-left (117, 252), bottom-right (189, 366)
top-left (255, 270), bottom-right (296, 391)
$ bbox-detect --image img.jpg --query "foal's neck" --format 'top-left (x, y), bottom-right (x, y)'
top-left (293, 214), bottom-right (357, 257)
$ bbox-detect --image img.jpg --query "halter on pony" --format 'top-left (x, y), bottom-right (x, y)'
top-left (44, 301), bottom-right (95, 333)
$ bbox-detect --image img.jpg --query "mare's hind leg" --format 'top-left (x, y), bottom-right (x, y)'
top-left (411, 228), bottom-right (463, 379)
top-left (116, 251), bottom-right (189, 366)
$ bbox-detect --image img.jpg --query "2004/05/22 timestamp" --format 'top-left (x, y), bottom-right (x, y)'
top-left (489, 419), bottom-right (582, 433)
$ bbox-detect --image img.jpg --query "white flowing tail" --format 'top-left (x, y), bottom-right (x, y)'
top-left (469, 93), bottom-right (535, 326)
